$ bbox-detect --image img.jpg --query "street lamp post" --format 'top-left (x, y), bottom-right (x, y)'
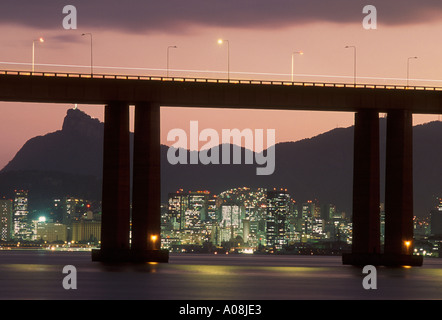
top-left (32, 37), bottom-right (44, 73)
top-left (407, 56), bottom-right (418, 88)
top-left (345, 45), bottom-right (357, 85)
top-left (82, 33), bottom-right (93, 76)
top-left (291, 51), bottom-right (303, 82)
top-left (167, 45), bottom-right (177, 77)
top-left (218, 39), bottom-right (230, 81)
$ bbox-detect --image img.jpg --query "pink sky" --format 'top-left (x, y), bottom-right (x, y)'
top-left (0, 3), bottom-right (441, 169)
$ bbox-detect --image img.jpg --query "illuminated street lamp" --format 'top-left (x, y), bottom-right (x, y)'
top-left (167, 45), bottom-right (177, 77)
top-left (150, 234), bottom-right (158, 249)
top-left (404, 240), bottom-right (412, 254)
top-left (291, 51), bottom-right (303, 82)
top-left (82, 33), bottom-right (93, 76)
top-left (345, 45), bottom-right (356, 85)
top-left (32, 37), bottom-right (44, 72)
top-left (407, 56), bottom-right (418, 88)
top-left (218, 39), bottom-right (230, 81)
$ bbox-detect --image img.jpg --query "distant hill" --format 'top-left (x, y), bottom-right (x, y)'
top-left (0, 108), bottom-right (441, 217)
top-left (2, 108), bottom-right (104, 176)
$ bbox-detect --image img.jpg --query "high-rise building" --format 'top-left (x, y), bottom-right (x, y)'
top-left (0, 198), bottom-right (13, 241)
top-left (167, 190), bottom-right (214, 229)
top-left (186, 191), bottom-right (208, 228)
top-left (430, 197), bottom-right (442, 236)
top-left (63, 197), bottom-right (90, 224)
top-left (266, 189), bottom-right (291, 249)
top-left (167, 190), bottom-right (187, 230)
top-left (166, 190), bottom-right (216, 245)
top-left (52, 198), bottom-right (63, 223)
top-left (217, 187), bottom-right (267, 246)
top-left (312, 218), bottom-right (324, 239)
top-left (207, 196), bottom-right (217, 222)
top-left (300, 200), bottom-right (315, 235)
top-left (219, 203), bottom-right (245, 242)
top-left (321, 204), bottom-right (336, 222)
top-left (13, 190), bottom-right (30, 240)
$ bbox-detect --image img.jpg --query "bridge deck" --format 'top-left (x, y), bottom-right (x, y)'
top-left (0, 70), bottom-right (441, 113)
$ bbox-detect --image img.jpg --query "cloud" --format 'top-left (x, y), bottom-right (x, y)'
top-left (1, 0), bottom-right (442, 34)
top-left (46, 33), bottom-right (85, 44)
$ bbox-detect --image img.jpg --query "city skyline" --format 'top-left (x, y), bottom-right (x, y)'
top-left (1, 185), bottom-right (440, 259)
top-left (1, 1), bottom-right (442, 169)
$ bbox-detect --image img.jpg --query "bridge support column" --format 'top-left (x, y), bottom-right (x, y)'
top-left (92, 101), bottom-right (131, 262)
top-left (131, 102), bottom-right (168, 262)
top-left (343, 109), bottom-right (423, 267)
top-left (343, 110), bottom-right (381, 265)
top-left (384, 109), bottom-right (422, 266)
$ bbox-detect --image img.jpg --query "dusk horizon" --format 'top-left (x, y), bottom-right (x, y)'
top-left (1, 104), bottom-right (440, 171)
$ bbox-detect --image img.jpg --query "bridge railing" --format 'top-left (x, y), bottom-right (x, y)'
top-left (1, 69), bottom-right (442, 91)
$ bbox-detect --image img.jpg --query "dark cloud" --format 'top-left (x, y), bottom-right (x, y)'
top-left (0, 0), bottom-right (441, 33)
top-left (46, 33), bottom-right (84, 43)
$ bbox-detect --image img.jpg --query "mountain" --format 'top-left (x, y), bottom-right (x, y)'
top-left (2, 108), bottom-right (104, 176)
top-left (0, 109), bottom-right (104, 213)
top-left (0, 108), bottom-right (441, 217)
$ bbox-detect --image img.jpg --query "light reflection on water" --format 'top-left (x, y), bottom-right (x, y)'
top-left (0, 250), bottom-right (441, 300)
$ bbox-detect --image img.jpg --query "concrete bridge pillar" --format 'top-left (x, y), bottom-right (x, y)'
top-left (92, 101), bottom-right (131, 261)
top-left (342, 110), bottom-right (381, 265)
top-left (131, 102), bottom-right (168, 262)
top-left (93, 101), bottom-right (168, 262)
top-left (384, 109), bottom-right (420, 265)
top-left (343, 108), bottom-right (422, 266)
top-left (351, 109), bottom-right (381, 255)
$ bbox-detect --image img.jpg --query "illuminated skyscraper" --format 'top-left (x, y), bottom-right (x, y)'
top-left (186, 191), bottom-right (208, 228)
top-left (167, 190), bottom-right (187, 230)
top-left (166, 190), bottom-right (216, 244)
top-left (13, 190), bottom-right (29, 240)
top-left (0, 198), bottom-right (13, 241)
top-left (301, 200), bottom-right (315, 235)
top-left (430, 197), bottom-right (442, 236)
top-left (63, 197), bottom-right (90, 224)
top-left (216, 187), bottom-right (267, 246)
top-left (220, 203), bottom-right (245, 242)
top-left (266, 189), bottom-right (290, 249)
top-left (321, 203), bottom-right (336, 221)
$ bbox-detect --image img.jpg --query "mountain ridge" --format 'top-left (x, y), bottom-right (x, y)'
top-left (1, 108), bottom-right (441, 218)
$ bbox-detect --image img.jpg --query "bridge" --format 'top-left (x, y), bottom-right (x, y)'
top-left (2, 69), bottom-right (440, 266)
